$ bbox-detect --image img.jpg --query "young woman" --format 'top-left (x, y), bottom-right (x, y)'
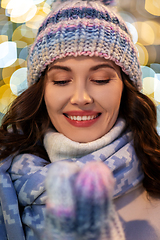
top-left (0, 0), bottom-right (160, 239)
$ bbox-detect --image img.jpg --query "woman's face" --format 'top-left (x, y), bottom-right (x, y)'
top-left (44, 56), bottom-right (123, 143)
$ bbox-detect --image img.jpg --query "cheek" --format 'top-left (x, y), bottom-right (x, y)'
top-left (44, 85), bottom-right (69, 115)
top-left (96, 85), bottom-right (123, 111)
top-left (44, 87), bottom-right (58, 115)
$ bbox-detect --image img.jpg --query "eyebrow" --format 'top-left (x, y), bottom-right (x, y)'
top-left (48, 65), bottom-right (71, 72)
top-left (48, 63), bottom-right (116, 72)
top-left (90, 64), bottom-right (116, 71)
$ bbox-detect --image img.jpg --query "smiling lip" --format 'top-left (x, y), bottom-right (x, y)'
top-left (63, 111), bottom-right (101, 127)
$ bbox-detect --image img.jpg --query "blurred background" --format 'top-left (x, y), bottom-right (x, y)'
top-left (0, 0), bottom-right (160, 134)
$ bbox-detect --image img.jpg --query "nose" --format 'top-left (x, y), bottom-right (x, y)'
top-left (70, 84), bottom-right (93, 106)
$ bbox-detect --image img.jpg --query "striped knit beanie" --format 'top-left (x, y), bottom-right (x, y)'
top-left (45, 161), bottom-right (125, 240)
top-left (27, 0), bottom-right (142, 90)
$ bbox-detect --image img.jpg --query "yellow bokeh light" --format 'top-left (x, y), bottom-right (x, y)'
top-left (133, 21), bottom-right (155, 46)
top-left (26, 14), bottom-right (46, 29)
top-left (0, 14), bottom-right (8, 21)
top-left (143, 77), bottom-right (154, 95)
top-left (3, 0), bottom-right (38, 23)
top-left (136, 43), bottom-right (148, 65)
top-left (41, 2), bottom-right (51, 15)
top-left (143, 21), bottom-right (160, 45)
top-left (6, 0), bottom-right (32, 12)
top-left (2, 77), bottom-right (10, 85)
top-left (0, 35), bottom-right (8, 44)
top-left (151, 22), bottom-right (160, 45)
top-left (147, 46), bottom-right (157, 64)
top-left (0, 84), bottom-right (16, 113)
top-left (14, 40), bottom-right (28, 48)
top-left (0, 7), bottom-right (9, 21)
top-left (26, 2), bottom-right (51, 29)
top-left (12, 25), bottom-right (36, 45)
top-left (1, 0), bottom-right (10, 9)
top-left (2, 58), bottom-right (27, 79)
top-left (26, 10), bottom-right (47, 29)
top-left (145, 0), bottom-right (160, 16)
top-left (9, 2), bottom-right (37, 23)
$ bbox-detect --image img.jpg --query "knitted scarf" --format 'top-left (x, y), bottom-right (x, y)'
top-left (43, 118), bottom-right (144, 240)
top-left (44, 118), bottom-right (144, 198)
top-left (0, 118), bottom-right (144, 240)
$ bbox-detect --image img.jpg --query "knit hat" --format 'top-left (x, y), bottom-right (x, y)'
top-left (27, 0), bottom-right (142, 90)
top-left (45, 161), bottom-right (125, 240)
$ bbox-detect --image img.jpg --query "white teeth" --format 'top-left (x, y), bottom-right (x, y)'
top-left (77, 116), bottom-right (81, 121)
top-left (82, 116), bottom-right (87, 121)
top-left (67, 115), bottom-right (98, 121)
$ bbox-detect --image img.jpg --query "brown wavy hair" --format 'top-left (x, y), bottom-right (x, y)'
top-left (0, 70), bottom-right (160, 196)
top-left (120, 72), bottom-right (160, 196)
top-left (0, 71), bottom-right (51, 161)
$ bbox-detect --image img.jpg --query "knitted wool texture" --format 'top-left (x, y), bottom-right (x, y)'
top-left (45, 161), bottom-right (125, 240)
top-left (27, 0), bottom-right (142, 90)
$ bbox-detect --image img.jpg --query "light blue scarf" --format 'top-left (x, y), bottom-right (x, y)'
top-left (44, 118), bottom-right (144, 198)
top-left (0, 118), bottom-right (144, 240)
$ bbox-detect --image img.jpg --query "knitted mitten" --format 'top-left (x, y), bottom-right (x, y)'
top-left (45, 161), bottom-right (79, 240)
top-left (74, 161), bottom-right (125, 240)
top-left (45, 161), bottom-right (125, 240)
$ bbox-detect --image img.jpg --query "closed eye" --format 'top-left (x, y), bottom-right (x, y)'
top-left (52, 80), bottom-right (71, 86)
top-left (91, 79), bottom-right (110, 85)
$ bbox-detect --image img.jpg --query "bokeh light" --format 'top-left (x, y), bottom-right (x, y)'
top-left (10, 67), bottom-right (28, 96)
top-left (133, 21), bottom-right (155, 46)
top-left (136, 43), bottom-right (148, 66)
top-left (0, 84), bottom-right (16, 114)
top-left (150, 63), bottom-right (160, 73)
top-left (146, 45), bottom-right (157, 65)
top-left (126, 22), bottom-right (138, 44)
top-left (2, 58), bottom-right (27, 80)
top-left (4, 0), bottom-right (38, 23)
top-left (26, 2), bottom-right (51, 29)
top-left (0, 41), bottom-right (17, 68)
top-left (12, 24), bottom-right (36, 45)
top-left (10, 5), bottom-right (37, 23)
top-left (0, 0), bottom-right (160, 134)
top-left (145, 0), bottom-right (160, 16)
top-left (142, 77), bottom-right (154, 95)
top-left (0, 35), bottom-right (8, 43)
top-left (141, 66), bottom-right (155, 95)
top-left (0, 21), bottom-right (14, 40)
top-left (154, 74), bottom-right (160, 103)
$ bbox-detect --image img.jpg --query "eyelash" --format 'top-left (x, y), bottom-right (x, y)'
top-left (91, 79), bottom-right (111, 85)
top-left (52, 79), bottom-right (111, 86)
top-left (52, 80), bottom-right (71, 86)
